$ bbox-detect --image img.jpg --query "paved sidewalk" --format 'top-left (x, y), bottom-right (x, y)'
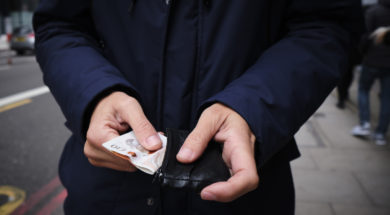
top-left (292, 94), bottom-right (390, 215)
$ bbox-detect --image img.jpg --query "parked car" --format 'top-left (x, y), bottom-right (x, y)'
top-left (10, 26), bottom-right (35, 55)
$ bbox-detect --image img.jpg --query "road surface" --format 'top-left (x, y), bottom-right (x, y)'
top-left (0, 56), bottom-right (69, 215)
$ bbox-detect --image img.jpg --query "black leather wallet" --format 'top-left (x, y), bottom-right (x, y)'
top-left (154, 128), bottom-right (231, 192)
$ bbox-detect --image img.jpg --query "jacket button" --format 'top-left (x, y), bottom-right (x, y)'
top-left (146, 197), bottom-right (154, 206)
top-left (165, 0), bottom-right (171, 5)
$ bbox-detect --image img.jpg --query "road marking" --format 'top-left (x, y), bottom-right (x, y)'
top-left (11, 177), bottom-right (61, 215)
top-left (0, 99), bottom-right (32, 113)
top-left (0, 86), bottom-right (49, 108)
top-left (35, 189), bottom-right (67, 215)
top-left (0, 186), bottom-right (26, 215)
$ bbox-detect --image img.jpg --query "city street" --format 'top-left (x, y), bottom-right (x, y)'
top-left (0, 56), bottom-right (389, 215)
top-left (0, 56), bottom-right (69, 215)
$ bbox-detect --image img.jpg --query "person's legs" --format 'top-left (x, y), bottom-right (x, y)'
top-left (375, 70), bottom-right (390, 145)
top-left (358, 66), bottom-right (376, 124)
top-left (352, 66), bottom-right (377, 136)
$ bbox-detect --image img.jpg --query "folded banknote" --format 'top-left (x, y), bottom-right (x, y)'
top-left (102, 131), bottom-right (167, 175)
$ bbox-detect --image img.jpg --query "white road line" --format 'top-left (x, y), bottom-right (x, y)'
top-left (0, 86), bottom-right (50, 107)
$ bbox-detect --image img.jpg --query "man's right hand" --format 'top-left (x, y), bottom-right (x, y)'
top-left (371, 27), bottom-right (390, 45)
top-left (84, 91), bottom-right (162, 172)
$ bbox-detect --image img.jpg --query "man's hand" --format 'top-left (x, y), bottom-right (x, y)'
top-left (177, 103), bottom-right (259, 202)
top-left (371, 26), bottom-right (390, 45)
top-left (85, 92), bottom-right (162, 172)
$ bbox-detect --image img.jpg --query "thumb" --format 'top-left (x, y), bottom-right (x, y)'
top-left (117, 97), bottom-right (162, 151)
top-left (177, 106), bottom-right (225, 163)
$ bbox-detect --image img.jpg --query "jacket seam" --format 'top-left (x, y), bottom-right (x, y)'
top-left (190, 1), bottom-right (203, 127)
top-left (157, 3), bottom-right (173, 129)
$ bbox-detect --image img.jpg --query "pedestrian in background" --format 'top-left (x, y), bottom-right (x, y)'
top-left (34, 0), bottom-right (363, 214)
top-left (352, 0), bottom-right (390, 145)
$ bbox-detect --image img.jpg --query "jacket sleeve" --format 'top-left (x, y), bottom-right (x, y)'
top-left (33, 0), bottom-right (139, 141)
top-left (201, 0), bottom-right (363, 167)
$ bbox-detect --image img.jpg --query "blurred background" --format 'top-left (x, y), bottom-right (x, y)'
top-left (0, 0), bottom-right (389, 215)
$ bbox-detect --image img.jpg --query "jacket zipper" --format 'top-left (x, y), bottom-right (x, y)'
top-left (156, 0), bottom-right (173, 129)
top-left (189, 1), bottom-right (204, 127)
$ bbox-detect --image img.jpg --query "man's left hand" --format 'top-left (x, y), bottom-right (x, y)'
top-left (177, 103), bottom-right (259, 202)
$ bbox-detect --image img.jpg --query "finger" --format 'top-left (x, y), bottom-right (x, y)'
top-left (113, 120), bottom-right (130, 133)
top-left (112, 114), bottom-right (131, 134)
top-left (200, 169), bottom-right (258, 202)
top-left (87, 123), bottom-right (121, 147)
top-left (177, 108), bottom-right (224, 163)
top-left (201, 143), bottom-right (258, 202)
top-left (116, 98), bottom-right (162, 151)
top-left (84, 140), bottom-right (137, 171)
top-left (88, 158), bottom-right (137, 172)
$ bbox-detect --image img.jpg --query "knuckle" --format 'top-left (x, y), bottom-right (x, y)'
top-left (186, 133), bottom-right (204, 148)
top-left (250, 134), bottom-right (256, 144)
top-left (125, 95), bottom-right (137, 102)
top-left (86, 126), bottom-right (103, 143)
top-left (87, 158), bottom-right (101, 167)
top-left (117, 97), bottom-right (136, 111)
top-left (203, 106), bottom-right (227, 128)
top-left (83, 143), bottom-right (92, 158)
top-left (135, 119), bottom-right (153, 133)
top-left (220, 193), bottom-right (236, 203)
top-left (204, 105), bottom-right (221, 118)
top-left (116, 101), bottom-right (128, 112)
top-left (248, 174), bottom-right (259, 189)
top-left (124, 96), bottom-right (138, 107)
top-left (86, 133), bottom-right (102, 148)
top-left (86, 130), bottom-right (94, 142)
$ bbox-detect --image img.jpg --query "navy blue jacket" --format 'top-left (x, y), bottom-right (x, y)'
top-left (34, 0), bottom-right (363, 214)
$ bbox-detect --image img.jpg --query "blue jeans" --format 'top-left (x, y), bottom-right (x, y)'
top-left (358, 65), bottom-right (390, 135)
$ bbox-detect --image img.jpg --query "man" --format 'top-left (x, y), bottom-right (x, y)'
top-left (33, 0), bottom-right (363, 214)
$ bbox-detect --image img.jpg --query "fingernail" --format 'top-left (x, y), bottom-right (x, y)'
top-left (146, 135), bottom-right (161, 148)
top-left (202, 191), bottom-right (216, 201)
top-left (177, 147), bottom-right (193, 161)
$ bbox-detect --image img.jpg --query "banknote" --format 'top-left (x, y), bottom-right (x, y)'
top-left (102, 131), bottom-right (167, 175)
